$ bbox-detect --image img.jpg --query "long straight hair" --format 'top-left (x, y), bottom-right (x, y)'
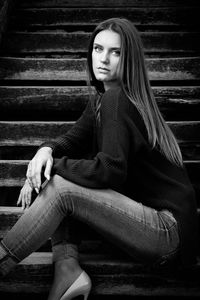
top-left (87, 18), bottom-right (183, 166)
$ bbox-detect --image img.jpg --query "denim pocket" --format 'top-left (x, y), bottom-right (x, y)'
top-left (156, 210), bottom-right (180, 266)
top-left (158, 209), bottom-right (177, 230)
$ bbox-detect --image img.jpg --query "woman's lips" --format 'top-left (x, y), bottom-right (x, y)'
top-left (98, 67), bottom-right (110, 73)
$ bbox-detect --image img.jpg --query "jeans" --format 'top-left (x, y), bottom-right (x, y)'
top-left (0, 174), bottom-right (180, 276)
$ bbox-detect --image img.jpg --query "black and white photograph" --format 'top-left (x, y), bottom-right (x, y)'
top-left (0, 0), bottom-right (200, 299)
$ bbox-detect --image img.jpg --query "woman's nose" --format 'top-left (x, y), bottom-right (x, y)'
top-left (100, 51), bottom-right (109, 64)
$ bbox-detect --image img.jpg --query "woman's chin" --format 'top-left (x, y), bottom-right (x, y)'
top-left (96, 75), bottom-right (108, 82)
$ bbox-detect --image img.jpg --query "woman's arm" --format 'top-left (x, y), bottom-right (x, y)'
top-left (51, 88), bottom-right (132, 190)
top-left (27, 100), bottom-right (95, 192)
top-left (40, 100), bottom-right (95, 158)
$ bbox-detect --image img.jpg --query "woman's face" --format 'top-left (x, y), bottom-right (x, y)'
top-left (92, 29), bottom-right (121, 91)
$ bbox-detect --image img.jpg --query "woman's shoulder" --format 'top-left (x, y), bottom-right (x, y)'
top-left (101, 86), bottom-right (130, 111)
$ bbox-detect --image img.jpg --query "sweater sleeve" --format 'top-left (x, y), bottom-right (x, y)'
top-left (39, 100), bottom-right (95, 158)
top-left (51, 88), bottom-right (131, 189)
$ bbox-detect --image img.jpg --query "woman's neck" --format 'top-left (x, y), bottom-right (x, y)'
top-left (104, 80), bottom-right (120, 91)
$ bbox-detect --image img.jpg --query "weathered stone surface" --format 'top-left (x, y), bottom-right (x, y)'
top-left (2, 32), bottom-right (200, 54)
top-left (0, 57), bottom-right (200, 81)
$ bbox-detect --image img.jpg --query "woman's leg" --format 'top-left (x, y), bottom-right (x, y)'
top-left (51, 217), bottom-right (81, 262)
top-left (48, 218), bottom-right (82, 300)
top-left (0, 174), bottom-right (180, 277)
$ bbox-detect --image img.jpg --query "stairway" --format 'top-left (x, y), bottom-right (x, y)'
top-left (0, 0), bottom-right (200, 298)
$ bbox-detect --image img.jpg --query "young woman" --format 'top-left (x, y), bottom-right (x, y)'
top-left (0, 18), bottom-right (198, 300)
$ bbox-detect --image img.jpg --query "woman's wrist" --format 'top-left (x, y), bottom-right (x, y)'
top-left (39, 146), bottom-right (53, 155)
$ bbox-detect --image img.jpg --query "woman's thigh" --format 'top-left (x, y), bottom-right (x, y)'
top-left (52, 175), bottom-right (180, 264)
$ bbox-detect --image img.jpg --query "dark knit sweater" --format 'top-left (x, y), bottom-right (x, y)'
top-left (41, 87), bottom-right (198, 267)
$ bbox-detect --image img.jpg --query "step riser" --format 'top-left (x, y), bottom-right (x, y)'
top-left (0, 121), bottom-right (199, 145)
top-left (16, 0), bottom-right (200, 8)
top-left (0, 57), bottom-right (200, 81)
top-left (10, 7), bottom-right (200, 28)
top-left (2, 32), bottom-right (200, 54)
top-left (0, 161), bottom-right (199, 188)
top-left (0, 86), bottom-right (200, 121)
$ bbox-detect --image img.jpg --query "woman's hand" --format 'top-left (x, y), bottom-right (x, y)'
top-left (17, 179), bottom-right (33, 210)
top-left (26, 147), bottom-right (53, 193)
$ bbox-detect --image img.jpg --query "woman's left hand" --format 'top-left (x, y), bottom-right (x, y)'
top-left (17, 179), bottom-right (33, 210)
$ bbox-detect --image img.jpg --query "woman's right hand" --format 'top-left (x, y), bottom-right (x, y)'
top-left (17, 179), bottom-right (33, 210)
top-left (26, 147), bottom-right (53, 193)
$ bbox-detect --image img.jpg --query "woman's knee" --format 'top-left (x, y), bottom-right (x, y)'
top-left (49, 175), bottom-right (75, 191)
top-left (33, 175), bottom-right (63, 209)
top-left (41, 174), bottom-right (67, 196)
top-left (43, 175), bottom-right (77, 214)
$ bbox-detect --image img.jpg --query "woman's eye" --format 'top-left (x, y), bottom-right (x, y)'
top-left (94, 46), bottom-right (102, 52)
top-left (112, 50), bottom-right (120, 56)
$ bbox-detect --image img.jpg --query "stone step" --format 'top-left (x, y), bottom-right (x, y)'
top-left (0, 159), bottom-right (199, 187)
top-left (9, 7), bottom-right (200, 30)
top-left (16, 0), bottom-right (200, 8)
top-left (0, 57), bottom-right (200, 81)
top-left (2, 31), bottom-right (200, 55)
top-left (0, 86), bottom-right (199, 121)
top-left (0, 251), bottom-right (199, 296)
top-left (0, 120), bottom-right (199, 146)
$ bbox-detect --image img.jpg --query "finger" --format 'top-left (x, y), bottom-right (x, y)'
top-left (35, 167), bottom-right (42, 191)
top-left (17, 191), bottom-right (22, 206)
top-left (21, 188), bottom-right (27, 210)
top-left (27, 190), bottom-right (32, 208)
top-left (31, 161), bottom-right (41, 193)
top-left (24, 188), bottom-right (29, 208)
top-left (25, 196), bottom-right (29, 209)
top-left (44, 158), bottom-right (52, 181)
top-left (26, 163), bottom-right (34, 188)
top-left (27, 159), bottom-right (38, 190)
top-left (26, 162), bottom-right (30, 178)
top-left (26, 161), bottom-right (32, 178)
top-left (21, 195), bottom-right (26, 210)
top-left (26, 189), bottom-right (32, 208)
top-left (29, 160), bottom-right (36, 189)
top-left (20, 187), bottom-right (28, 210)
